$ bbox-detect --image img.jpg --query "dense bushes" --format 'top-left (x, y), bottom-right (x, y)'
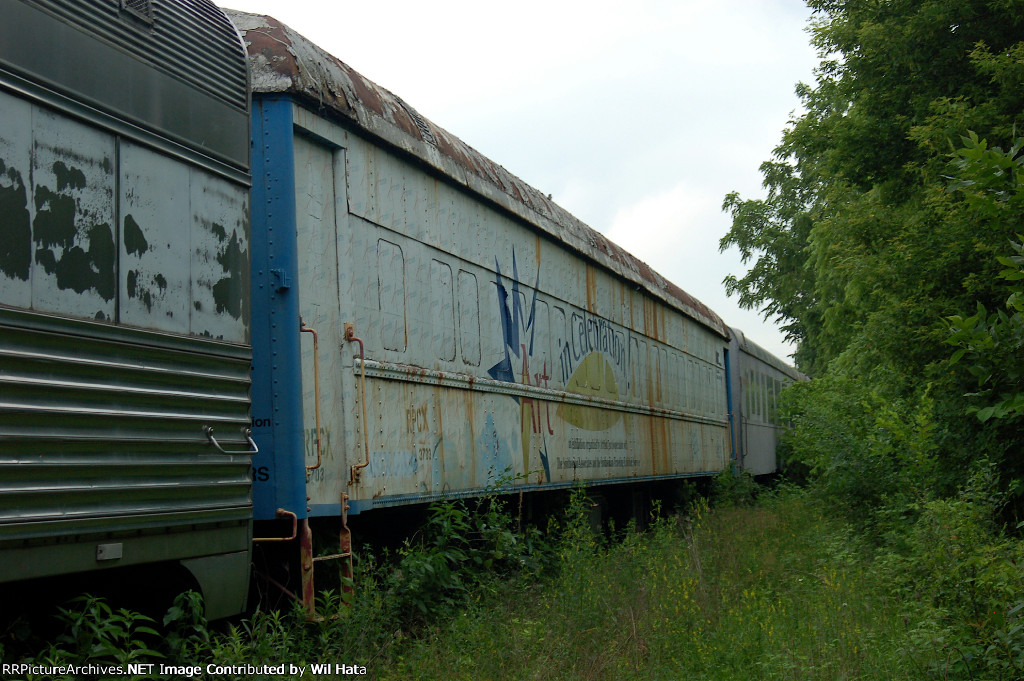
top-left (777, 374), bottom-right (937, 526)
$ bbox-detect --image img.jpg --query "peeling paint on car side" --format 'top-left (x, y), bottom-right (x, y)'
top-left (0, 159), bottom-right (31, 281)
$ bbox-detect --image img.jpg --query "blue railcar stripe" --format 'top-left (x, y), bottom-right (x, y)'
top-left (250, 97), bottom-right (307, 521)
top-left (725, 348), bottom-right (737, 473)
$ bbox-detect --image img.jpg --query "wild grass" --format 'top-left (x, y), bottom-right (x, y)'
top-left (377, 489), bottom-right (913, 681)
top-left (11, 485), bottom-right (1016, 680)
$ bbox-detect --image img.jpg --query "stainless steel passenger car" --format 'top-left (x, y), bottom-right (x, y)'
top-left (0, 0), bottom-right (253, 619)
top-left (727, 327), bottom-right (805, 475)
top-left (231, 10), bottom-right (732, 558)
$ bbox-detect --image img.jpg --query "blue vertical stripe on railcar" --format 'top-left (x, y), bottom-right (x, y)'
top-left (725, 348), bottom-right (738, 474)
top-left (250, 97), bottom-right (307, 521)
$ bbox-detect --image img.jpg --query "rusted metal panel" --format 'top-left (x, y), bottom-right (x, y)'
top-left (294, 133), bottom-right (348, 508)
top-left (233, 15), bottom-right (738, 514)
top-left (228, 10), bottom-right (728, 340)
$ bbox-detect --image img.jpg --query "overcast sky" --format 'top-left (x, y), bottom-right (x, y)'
top-left (222, 0), bottom-right (819, 363)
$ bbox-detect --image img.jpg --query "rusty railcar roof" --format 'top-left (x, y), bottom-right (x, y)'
top-left (226, 10), bottom-right (729, 339)
top-left (729, 327), bottom-right (804, 381)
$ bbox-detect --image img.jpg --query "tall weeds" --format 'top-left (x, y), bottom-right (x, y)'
top-left (380, 489), bottom-right (916, 681)
top-left (6, 486), bottom-right (980, 680)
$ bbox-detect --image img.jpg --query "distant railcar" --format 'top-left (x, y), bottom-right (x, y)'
top-left (0, 0), bottom-right (253, 618)
top-left (229, 11), bottom-right (752, 605)
top-left (727, 327), bottom-right (805, 475)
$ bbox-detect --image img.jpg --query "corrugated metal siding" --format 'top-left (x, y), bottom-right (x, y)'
top-left (0, 308), bottom-right (252, 547)
top-left (25, 0), bottom-right (247, 112)
top-left (727, 327), bottom-right (804, 475)
top-left (0, 0), bottom-right (250, 173)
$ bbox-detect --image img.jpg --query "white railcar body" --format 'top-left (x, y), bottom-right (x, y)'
top-left (233, 11), bottom-right (733, 515)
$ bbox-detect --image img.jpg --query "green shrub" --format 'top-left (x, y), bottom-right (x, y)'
top-left (385, 492), bottom-right (555, 626)
top-left (711, 468), bottom-right (759, 508)
top-left (881, 463), bottom-right (1024, 680)
top-left (13, 595), bottom-right (163, 680)
top-left (779, 374), bottom-right (939, 529)
top-left (161, 591), bottom-right (209, 662)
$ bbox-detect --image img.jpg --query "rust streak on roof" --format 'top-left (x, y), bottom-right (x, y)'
top-left (226, 10), bottom-right (728, 339)
top-left (729, 327), bottom-right (804, 380)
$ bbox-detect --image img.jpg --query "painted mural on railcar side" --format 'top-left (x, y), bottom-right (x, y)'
top-left (270, 122), bottom-right (731, 516)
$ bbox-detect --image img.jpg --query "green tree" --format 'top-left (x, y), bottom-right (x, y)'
top-left (948, 136), bottom-right (1024, 423)
top-left (722, 1), bottom-right (1024, 518)
top-left (721, 0), bottom-right (1024, 381)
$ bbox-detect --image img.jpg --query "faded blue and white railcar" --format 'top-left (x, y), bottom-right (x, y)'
top-left (0, 0), bottom-right (253, 618)
top-left (727, 327), bottom-right (805, 476)
top-left (231, 10), bottom-right (734, 601)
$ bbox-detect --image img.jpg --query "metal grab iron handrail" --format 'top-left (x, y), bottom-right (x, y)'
top-left (346, 325), bottom-right (370, 483)
top-left (203, 425), bottom-right (259, 455)
top-left (252, 508), bottom-right (298, 543)
top-left (299, 319), bottom-right (322, 473)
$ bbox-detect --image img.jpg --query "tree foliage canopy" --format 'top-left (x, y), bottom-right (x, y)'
top-left (721, 0), bottom-right (1024, 379)
top-left (722, 0), bottom-right (1024, 532)
top-left (728, 10), bottom-right (1024, 668)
